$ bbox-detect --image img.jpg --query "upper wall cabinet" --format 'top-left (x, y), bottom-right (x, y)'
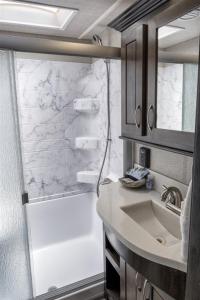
top-left (121, 24), bottom-right (148, 138)
top-left (146, 3), bottom-right (200, 152)
top-left (121, 2), bottom-right (200, 153)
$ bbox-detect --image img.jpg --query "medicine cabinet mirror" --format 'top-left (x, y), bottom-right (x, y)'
top-left (156, 7), bottom-right (200, 133)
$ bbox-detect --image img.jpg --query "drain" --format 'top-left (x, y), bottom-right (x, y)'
top-left (48, 286), bottom-right (57, 292)
top-left (156, 237), bottom-right (166, 245)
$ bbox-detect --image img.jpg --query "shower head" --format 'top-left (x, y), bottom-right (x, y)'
top-left (92, 34), bottom-right (103, 46)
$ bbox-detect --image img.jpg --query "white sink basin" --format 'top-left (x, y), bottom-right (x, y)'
top-left (121, 200), bottom-right (181, 247)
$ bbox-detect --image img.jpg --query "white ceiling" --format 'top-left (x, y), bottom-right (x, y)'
top-left (159, 6), bottom-right (200, 50)
top-left (0, 0), bottom-right (135, 41)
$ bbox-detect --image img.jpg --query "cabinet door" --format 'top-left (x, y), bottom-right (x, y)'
top-left (126, 264), bottom-right (137, 300)
top-left (126, 264), bottom-right (146, 300)
top-left (146, 3), bottom-right (200, 152)
top-left (153, 286), bottom-right (175, 300)
top-left (121, 24), bottom-right (148, 139)
top-left (153, 290), bottom-right (164, 300)
top-left (143, 280), bottom-right (153, 300)
top-left (120, 258), bottom-right (126, 300)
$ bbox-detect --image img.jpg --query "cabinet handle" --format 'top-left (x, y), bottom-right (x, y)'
top-left (143, 279), bottom-right (151, 300)
top-left (136, 272), bottom-right (142, 292)
top-left (147, 104), bottom-right (154, 132)
top-left (135, 105), bottom-right (141, 128)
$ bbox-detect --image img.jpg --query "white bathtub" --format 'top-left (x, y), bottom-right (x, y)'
top-left (26, 192), bottom-right (103, 297)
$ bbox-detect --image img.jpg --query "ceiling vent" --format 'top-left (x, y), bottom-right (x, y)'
top-left (108, 0), bottom-right (169, 32)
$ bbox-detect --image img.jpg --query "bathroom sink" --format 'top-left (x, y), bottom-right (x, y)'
top-left (121, 200), bottom-right (181, 247)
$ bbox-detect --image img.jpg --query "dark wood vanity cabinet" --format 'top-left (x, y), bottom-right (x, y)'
top-left (121, 24), bottom-right (148, 139)
top-left (152, 286), bottom-right (174, 300)
top-left (153, 290), bottom-right (165, 300)
top-left (104, 227), bottom-right (186, 300)
top-left (125, 264), bottom-right (152, 300)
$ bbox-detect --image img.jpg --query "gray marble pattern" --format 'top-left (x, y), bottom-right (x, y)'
top-left (16, 58), bottom-right (123, 200)
top-left (157, 62), bottom-right (183, 130)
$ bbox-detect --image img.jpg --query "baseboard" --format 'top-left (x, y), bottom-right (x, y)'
top-left (34, 273), bottom-right (105, 300)
top-left (57, 281), bottom-right (104, 300)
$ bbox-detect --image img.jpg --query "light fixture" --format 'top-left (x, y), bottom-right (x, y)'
top-left (0, 0), bottom-right (77, 30)
top-left (180, 8), bottom-right (200, 20)
top-left (158, 25), bottom-right (184, 40)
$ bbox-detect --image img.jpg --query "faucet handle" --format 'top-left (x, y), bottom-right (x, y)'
top-left (161, 185), bottom-right (183, 210)
top-left (161, 185), bottom-right (176, 204)
top-left (161, 185), bottom-right (169, 202)
top-left (162, 185), bottom-right (168, 191)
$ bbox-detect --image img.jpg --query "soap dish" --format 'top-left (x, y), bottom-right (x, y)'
top-left (73, 98), bottom-right (99, 113)
top-left (119, 177), bottom-right (145, 188)
top-left (76, 171), bottom-right (99, 184)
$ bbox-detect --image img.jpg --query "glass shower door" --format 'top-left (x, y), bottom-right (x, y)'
top-left (0, 50), bottom-right (32, 299)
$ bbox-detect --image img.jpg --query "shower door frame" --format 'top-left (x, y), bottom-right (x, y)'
top-left (33, 273), bottom-right (104, 300)
top-left (0, 28), bottom-right (120, 300)
top-left (0, 31), bottom-right (121, 59)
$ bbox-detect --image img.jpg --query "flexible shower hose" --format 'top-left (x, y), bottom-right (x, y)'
top-left (96, 59), bottom-right (111, 197)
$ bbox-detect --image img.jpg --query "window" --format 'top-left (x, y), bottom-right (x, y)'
top-left (0, 0), bottom-right (77, 29)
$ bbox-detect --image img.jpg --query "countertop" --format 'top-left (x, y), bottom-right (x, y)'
top-left (97, 182), bottom-right (187, 273)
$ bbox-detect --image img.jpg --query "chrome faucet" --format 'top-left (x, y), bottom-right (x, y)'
top-left (161, 185), bottom-right (183, 216)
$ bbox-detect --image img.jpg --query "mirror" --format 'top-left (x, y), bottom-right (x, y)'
top-left (157, 7), bottom-right (200, 132)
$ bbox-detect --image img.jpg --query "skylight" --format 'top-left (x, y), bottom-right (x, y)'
top-left (0, 0), bottom-right (77, 30)
top-left (158, 25), bottom-right (183, 40)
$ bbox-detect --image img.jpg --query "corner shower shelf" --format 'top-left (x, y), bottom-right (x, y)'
top-left (75, 137), bottom-right (100, 150)
top-left (73, 98), bottom-right (99, 113)
top-left (76, 171), bottom-right (99, 184)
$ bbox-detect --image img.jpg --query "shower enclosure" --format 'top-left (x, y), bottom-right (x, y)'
top-left (14, 53), bottom-right (123, 299)
top-left (0, 50), bottom-right (32, 300)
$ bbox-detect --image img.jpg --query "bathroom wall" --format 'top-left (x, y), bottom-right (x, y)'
top-left (134, 143), bottom-right (193, 188)
top-left (133, 143), bottom-right (193, 199)
top-left (16, 55), bottom-right (123, 200)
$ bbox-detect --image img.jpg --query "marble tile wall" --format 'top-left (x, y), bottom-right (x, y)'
top-left (16, 57), bottom-right (123, 200)
top-left (182, 63), bottom-right (198, 132)
top-left (79, 59), bottom-right (123, 179)
top-left (157, 62), bottom-right (183, 130)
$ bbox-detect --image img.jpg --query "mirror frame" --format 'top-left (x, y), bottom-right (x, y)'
top-left (186, 32), bottom-right (200, 298)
